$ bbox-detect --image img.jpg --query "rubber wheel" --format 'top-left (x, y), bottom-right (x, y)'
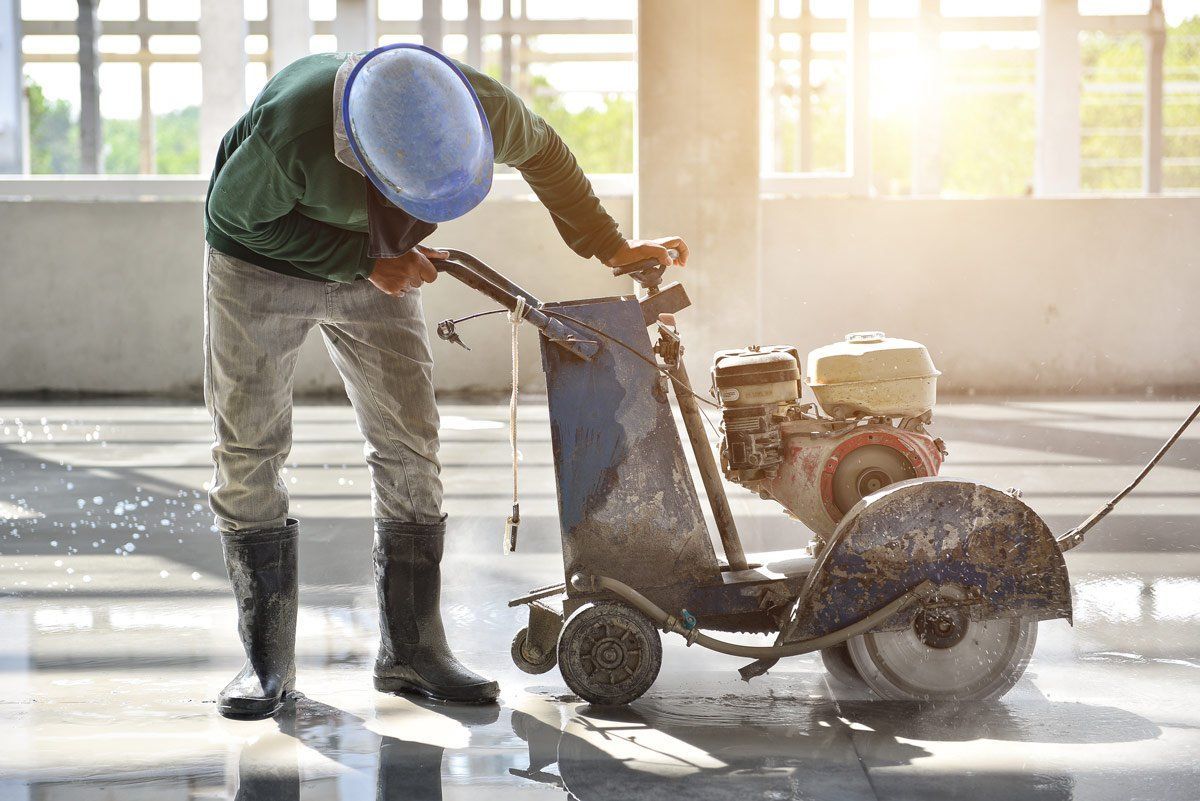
top-left (511, 627), bottom-right (557, 675)
top-left (847, 616), bottom-right (1038, 701)
top-left (820, 643), bottom-right (867, 688)
top-left (557, 602), bottom-right (662, 706)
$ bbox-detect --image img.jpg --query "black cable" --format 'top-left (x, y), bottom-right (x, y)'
top-left (1058, 399), bottom-right (1200, 550)
top-left (447, 308), bottom-right (510, 325)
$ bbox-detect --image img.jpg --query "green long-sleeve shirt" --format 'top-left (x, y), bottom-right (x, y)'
top-left (204, 52), bottom-right (625, 282)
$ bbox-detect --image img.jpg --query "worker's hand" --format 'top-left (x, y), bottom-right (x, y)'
top-left (604, 236), bottom-right (689, 270)
top-left (369, 245), bottom-right (447, 297)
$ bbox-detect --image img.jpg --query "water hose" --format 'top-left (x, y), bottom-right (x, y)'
top-left (569, 572), bottom-right (937, 659)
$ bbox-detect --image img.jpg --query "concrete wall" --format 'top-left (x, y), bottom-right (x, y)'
top-left (1, 194), bottom-right (1197, 396)
top-left (0, 195), bottom-right (630, 396)
top-left (759, 197), bottom-right (1200, 394)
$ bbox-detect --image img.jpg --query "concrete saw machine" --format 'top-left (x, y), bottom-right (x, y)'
top-left (431, 249), bottom-right (1191, 705)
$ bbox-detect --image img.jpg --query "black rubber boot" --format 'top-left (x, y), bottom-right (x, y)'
top-left (218, 519), bottom-right (299, 719)
top-left (372, 518), bottom-right (499, 704)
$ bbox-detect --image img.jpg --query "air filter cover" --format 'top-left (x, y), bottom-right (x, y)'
top-left (805, 332), bottom-right (939, 419)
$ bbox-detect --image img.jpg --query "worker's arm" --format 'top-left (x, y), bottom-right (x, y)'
top-left (207, 134), bottom-right (373, 283)
top-left (460, 63), bottom-right (687, 269)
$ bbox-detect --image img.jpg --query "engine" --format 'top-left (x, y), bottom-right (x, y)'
top-left (712, 332), bottom-right (947, 540)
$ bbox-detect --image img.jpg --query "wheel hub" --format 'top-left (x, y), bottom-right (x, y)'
top-left (855, 466), bottom-right (892, 498)
top-left (592, 636), bottom-right (632, 671)
top-left (580, 623), bottom-right (642, 684)
top-left (914, 607), bottom-right (969, 649)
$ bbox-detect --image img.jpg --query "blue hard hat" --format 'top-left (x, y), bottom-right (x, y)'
top-left (343, 44), bottom-right (493, 223)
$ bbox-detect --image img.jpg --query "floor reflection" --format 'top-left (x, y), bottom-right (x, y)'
top-left (506, 691), bottom-right (1166, 801)
top-left (234, 694), bottom-right (501, 801)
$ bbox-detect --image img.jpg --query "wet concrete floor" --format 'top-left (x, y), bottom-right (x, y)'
top-left (0, 398), bottom-right (1197, 800)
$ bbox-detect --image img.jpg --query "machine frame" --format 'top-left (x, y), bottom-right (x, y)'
top-left (433, 250), bottom-right (1073, 704)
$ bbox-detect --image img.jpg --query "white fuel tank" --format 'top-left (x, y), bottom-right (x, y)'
top-left (805, 331), bottom-right (939, 419)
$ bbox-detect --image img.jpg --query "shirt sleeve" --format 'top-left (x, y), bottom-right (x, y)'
top-left (459, 62), bottom-right (627, 262)
top-left (206, 133), bottom-right (374, 283)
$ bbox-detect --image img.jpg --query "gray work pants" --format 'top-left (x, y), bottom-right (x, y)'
top-left (203, 246), bottom-right (443, 531)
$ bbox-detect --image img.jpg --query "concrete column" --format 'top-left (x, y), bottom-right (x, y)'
top-left (0, 0), bottom-right (22, 173)
top-left (333, 0), bottom-right (377, 52)
top-left (638, 0), bottom-right (761, 365)
top-left (199, 0), bottom-right (247, 174)
top-left (1035, 0), bottom-right (1081, 195)
top-left (421, 0), bottom-right (443, 51)
top-left (1143, 0), bottom-right (1165, 195)
top-left (269, 0), bottom-right (313, 74)
top-left (77, 0), bottom-right (102, 174)
top-left (912, 0), bottom-right (941, 195)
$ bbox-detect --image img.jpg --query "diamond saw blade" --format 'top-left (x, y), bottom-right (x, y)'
top-left (846, 615), bottom-right (1038, 701)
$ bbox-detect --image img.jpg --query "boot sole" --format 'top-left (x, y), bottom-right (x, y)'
top-left (373, 675), bottom-right (498, 705)
top-left (218, 683), bottom-right (295, 720)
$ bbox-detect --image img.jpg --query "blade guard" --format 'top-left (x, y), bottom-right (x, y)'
top-left (779, 477), bottom-right (1072, 644)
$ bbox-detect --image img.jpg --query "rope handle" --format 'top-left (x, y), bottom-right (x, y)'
top-left (504, 296), bottom-right (529, 553)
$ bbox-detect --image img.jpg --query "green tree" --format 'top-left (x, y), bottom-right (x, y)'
top-left (525, 74), bottom-right (633, 173)
top-left (104, 106), bottom-right (200, 174)
top-left (155, 105), bottom-right (200, 174)
top-left (26, 81), bottom-right (80, 174)
top-left (103, 118), bottom-right (139, 174)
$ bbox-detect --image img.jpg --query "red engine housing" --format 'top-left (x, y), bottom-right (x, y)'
top-left (756, 422), bottom-right (945, 539)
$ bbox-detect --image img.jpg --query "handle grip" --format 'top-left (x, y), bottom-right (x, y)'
top-left (611, 248), bottom-right (680, 289)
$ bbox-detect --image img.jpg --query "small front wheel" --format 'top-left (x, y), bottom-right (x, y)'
top-left (511, 627), bottom-right (557, 675)
top-left (557, 602), bottom-right (662, 706)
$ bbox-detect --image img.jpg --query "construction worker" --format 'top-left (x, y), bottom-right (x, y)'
top-left (204, 44), bottom-right (688, 718)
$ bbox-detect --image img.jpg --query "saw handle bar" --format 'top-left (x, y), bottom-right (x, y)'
top-left (431, 249), bottom-right (599, 361)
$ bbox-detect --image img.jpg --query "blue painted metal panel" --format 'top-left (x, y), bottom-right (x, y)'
top-left (541, 296), bottom-right (719, 611)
